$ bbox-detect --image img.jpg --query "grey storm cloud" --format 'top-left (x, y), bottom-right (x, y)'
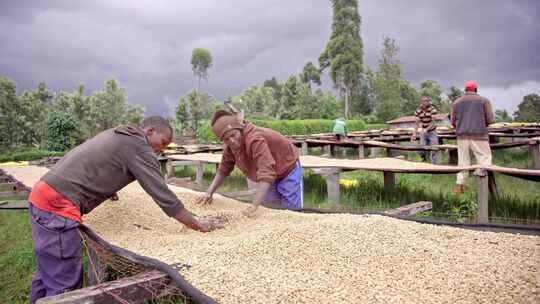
top-left (1, 0), bottom-right (539, 115)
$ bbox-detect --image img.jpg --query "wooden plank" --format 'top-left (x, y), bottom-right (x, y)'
top-left (474, 169), bottom-right (489, 224)
top-left (195, 163), bottom-right (204, 186)
top-left (362, 140), bottom-right (439, 151)
top-left (0, 191), bottom-right (29, 198)
top-left (530, 141), bottom-right (540, 170)
top-left (301, 141), bottom-right (308, 156)
top-left (165, 159), bottom-right (174, 177)
top-left (383, 171), bottom-right (395, 190)
top-left (358, 144), bottom-right (365, 159)
top-left (0, 201), bottom-right (29, 209)
top-left (170, 160), bottom-right (204, 166)
top-left (489, 132), bottom-right (540, 138)
top-left (0, 181), bottom-right (26, 191)
top-left (384, 201), bottom-right (433, 217)
top-left (325, 170), bottom-right (340, 205)
top-left (36, 270), bottom-right (174, 304)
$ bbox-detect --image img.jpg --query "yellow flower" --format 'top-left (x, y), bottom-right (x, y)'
top-left (339, 179), bottom-right (359, 188)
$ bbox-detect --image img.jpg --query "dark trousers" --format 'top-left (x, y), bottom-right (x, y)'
top-left (28, 203), bottom-right (83, 303)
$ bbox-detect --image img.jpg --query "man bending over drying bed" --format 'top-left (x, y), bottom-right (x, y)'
top-left (196, 110), bottom-right (304, 217)
top-left (27, 116), bottom-right (223, 303)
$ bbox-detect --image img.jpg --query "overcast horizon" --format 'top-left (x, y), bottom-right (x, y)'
top-left (1, 0), bottom-right (539, 117)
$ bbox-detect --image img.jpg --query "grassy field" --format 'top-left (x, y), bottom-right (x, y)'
top-left (1, 146), bottom-right (538, 303)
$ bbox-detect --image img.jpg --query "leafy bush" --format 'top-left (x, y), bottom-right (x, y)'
top-left (197, 119), bottom-right (369, 142)
top-left (46, 112), bottom-right (76, 151)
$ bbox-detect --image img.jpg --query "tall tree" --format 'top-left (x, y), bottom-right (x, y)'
top-left (184, 90), bottom-right (218, 135)
top-left (514, 93), bottom-right (540, 122)
top-left (18, 83), bottom-right (53, 146)
top-left (373, 36), bottom-right (418, 121)
top-left (88, 79), bottom-right (127, 136)
top-left (263, 76), bottom-right (283, 108)
top-left (353, 68), bottom-right (375, 115)
top-left (0, 77), bottom-right (21, 147)
top-left (234, 85), bottom-right (276, 118)
top-left (446, 86), bottom-right (463, 103)
top-left (319, 0), bottom-right (364, 119)
top-left (495, 109), bottom-right (512, 123)
top-left (124, 104), bottom-right (145, 125)
top-left (191, 48), bottom-right (213, 92)
top-left (300, 62), bottom-right (321, 90)
top-left (46, 111), bottom-right (76, 151)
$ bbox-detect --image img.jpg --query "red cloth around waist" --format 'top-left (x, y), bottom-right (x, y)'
top-left (29, 181), bottom-right (82, 223)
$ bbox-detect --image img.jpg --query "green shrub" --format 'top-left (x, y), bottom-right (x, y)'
top-left (46, 112), bottom-right (76, 151)
top-left (197, 119), bottom-right (371, 142)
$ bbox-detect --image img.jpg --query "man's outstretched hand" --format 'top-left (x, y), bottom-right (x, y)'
top-left (195, 192), bottom-right (213, 205)
top-left (242, 204), bottom-right (258, 218)
top-left (197, 215), bottom-right (226, 232)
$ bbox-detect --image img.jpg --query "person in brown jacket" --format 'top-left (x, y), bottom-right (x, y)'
top-left (196, 110), bottom-right (304, 217)
top-left (451, 81), bottom-right (495, 194)
top-left (28, 116), bottom-right (222, 303)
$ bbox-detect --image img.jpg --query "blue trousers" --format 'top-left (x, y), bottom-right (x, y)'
top-left (263, 161), bottom-right (304, 210)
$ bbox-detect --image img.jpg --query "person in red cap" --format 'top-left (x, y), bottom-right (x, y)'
top-left (196, 110), bottom-right (303, 217)
top-left (451, 81), bottom-right (495, 194)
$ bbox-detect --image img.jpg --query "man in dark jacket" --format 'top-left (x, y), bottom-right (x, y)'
top-left (451, 81), bottom-right (495, 194)
top-left (28, 116), bottom-right (222, 303)
top-left (196, 110), bottom-right (303, 217)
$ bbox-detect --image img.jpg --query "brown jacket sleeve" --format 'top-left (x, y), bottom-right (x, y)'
top-left (483, 98), bottom-right (495, 126)
top-left (250, 137), bottom-right (277, 183)
top-left (126, 150), bottom-right (184, 217)
top-left (451, 102), bottom-right (458, 128)
top-left (217, 147), bottom-right (235, 177)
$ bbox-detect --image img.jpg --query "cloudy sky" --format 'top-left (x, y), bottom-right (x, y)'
top-left (1, 0), bottom-right (539, 116)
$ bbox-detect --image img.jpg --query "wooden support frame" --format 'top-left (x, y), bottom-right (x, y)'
top-left (0, 190), bottom-right (29, 198)
top-left (384, 201), bottom-right (433, 217)
top-left (529, 140), bottom-right (540, 170)
top-left (195, 163), bottom-right (204, 186)
top-left (310, 168), bottom-right (341, 205)
top-left (383, 171), bottom-right (395, 190)
top-left (448, 149), bottom-right (458, 165)
top-left (358, 144), bottom-right (365, 159)
top-left (386, 148), bottom-right (398, 158)
top-left (0, 181), bottom-right (26, 191)
top-left (474, 168), bottom-right (489, 224)
top-left (301, 141), bottom-right (308, 156)
top-left (165, 159), bottom-right (174, 178)
top-left (36, 270), bottom-right (175, 304)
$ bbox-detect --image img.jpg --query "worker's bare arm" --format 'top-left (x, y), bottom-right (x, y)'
top-left (242, 181), bottom-right (272, 218)
top-left (195, 171), bottom-right (227, 205)
top-left (173, 208), bottom-right (223, 232)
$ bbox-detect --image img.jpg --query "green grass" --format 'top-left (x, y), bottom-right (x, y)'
top-left (0, 147), bottom-right (65, 163)
top-left (0, 210), bottom-right (35, 304)
top-left (0, 209), bottom-right (188, 304)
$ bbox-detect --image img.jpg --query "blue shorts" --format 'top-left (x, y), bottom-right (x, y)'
top-left (263, 161), bottom-right (304, 210)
